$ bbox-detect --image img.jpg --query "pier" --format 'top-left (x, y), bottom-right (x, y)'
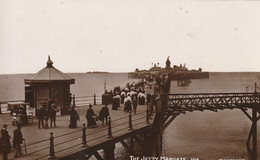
top-left (2, 77), bottom-right (260, 159)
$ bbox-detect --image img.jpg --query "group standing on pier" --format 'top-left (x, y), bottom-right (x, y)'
top-left (37, 99), bottom-right (57, 129)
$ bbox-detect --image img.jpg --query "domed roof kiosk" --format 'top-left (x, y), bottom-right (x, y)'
top-left (24, 56), bottom-right (75, 115)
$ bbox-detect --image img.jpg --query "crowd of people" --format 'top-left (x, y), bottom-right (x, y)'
top-left (69, 73), bottom-right (167, 129)
top-left (68, 74), bottom-right (163, 129)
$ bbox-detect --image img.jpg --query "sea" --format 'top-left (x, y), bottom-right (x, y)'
top-left (1, 72), bottom-right (260, 160)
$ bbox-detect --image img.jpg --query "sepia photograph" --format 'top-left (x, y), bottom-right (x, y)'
top-left (1, 0), bottom-right (260, 160)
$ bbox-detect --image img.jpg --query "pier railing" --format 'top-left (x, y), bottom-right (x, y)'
top-left (0, 94), bottom-right (103, 114)
top-left (9, 110), bottom-right (149, 160)
top-left (166, 92), bottom-right (260, 112)
top-left (74, 94), bottom-right (102, 106)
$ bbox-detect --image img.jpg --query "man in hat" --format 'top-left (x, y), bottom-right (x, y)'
top-left (50, 103), bottom-right (57, 128)
top-left (13, 123), bottom-right (24, 157)
top-left (1, 123), bottom-right (11, 160)
top-left (99, 104), bottom-right (109, 125)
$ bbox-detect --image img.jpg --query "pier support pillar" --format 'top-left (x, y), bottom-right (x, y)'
top-left (241, 106), bottom-right (260, 160)
top-left (252, 107), bottom-right (257, 159)
top-left (104, 143), bottom-right (115, 160)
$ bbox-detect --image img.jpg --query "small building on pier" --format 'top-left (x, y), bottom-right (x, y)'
top-left (24, 56), bottom-right (75, 114)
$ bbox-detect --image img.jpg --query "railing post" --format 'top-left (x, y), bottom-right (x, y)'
top-left (146, 104), bottom-right (149, 124)
top-left (48, 132), bottom-right (56, 160)
top-left (82, 123), bottom-right (88, 147)
top-left (94, 93), bottom-right (97, 105)
top-left (108, 116), bottom-right (113, 138)
top-left (73, 95), bottom-right (75, 107)
top-left (128, 111), bottom-right (133, 130)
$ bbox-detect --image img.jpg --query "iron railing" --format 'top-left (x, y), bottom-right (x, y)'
top-left (166, 92), bottom-right (260, 112)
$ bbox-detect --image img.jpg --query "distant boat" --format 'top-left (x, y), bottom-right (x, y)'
top-left (86, 71), bottom-right (109, 74)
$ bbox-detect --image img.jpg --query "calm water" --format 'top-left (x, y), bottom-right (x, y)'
top-left (1, 72), bottom-right (260, 160)
top-left (165, 72), bottom-right (260, 160)
top-left (0, 72), bottom-right (137, 100)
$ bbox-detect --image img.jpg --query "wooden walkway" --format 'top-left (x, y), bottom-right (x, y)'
top-left (7, 103), bottom-right (154, 160)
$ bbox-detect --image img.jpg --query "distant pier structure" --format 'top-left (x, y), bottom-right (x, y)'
top-left (24, 56), bottom-right (75, 114)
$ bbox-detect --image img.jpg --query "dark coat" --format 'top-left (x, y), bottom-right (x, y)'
top-left (37, 107), bottom-right (44, 120)
top-left (50, 107), bottom-right (57, 120)
top-left (0, 129), bottom-right (11, 152)
top-left (133, 99), bottom-right (137, 108)
top-left (13, 128), bottom-right (23, 148)
top-left (99, 106), bottom-right (109, 118)
top-left (43, 108), bottom-right (49, 120)
top-left (125, 100), bottom-right (132, 111)
top-left (86, 108), bottom-right (97, 127)
top-left (69, 109), bottom-right (79, 128)
top-left (112, 98), bottom-right (118, 110)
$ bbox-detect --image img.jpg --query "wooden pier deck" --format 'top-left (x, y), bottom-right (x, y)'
top-left (4, 103), bottom-right (154, 160)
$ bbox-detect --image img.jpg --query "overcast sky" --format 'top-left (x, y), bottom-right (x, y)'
top-left (1, 0), bottom-right (260, 74)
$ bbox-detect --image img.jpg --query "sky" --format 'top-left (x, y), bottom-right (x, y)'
top-left (1, 0), bottom-right (260, 74)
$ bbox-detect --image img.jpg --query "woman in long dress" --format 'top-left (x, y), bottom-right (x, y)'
top-left (69, 107), bottom-right (80, 128)
top-left (85, 104), bottom-right (97, 128)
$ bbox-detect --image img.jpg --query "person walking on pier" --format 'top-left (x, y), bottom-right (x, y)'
top-left (37, 106), bottom-right (44, 129)
top-left (13, 123), bottom-right (24, 157)
top-left (69, 107), bottom-right (80, 128)
top-left (120, 91), bottom-right (126, 104)
top-left (86, 104), bottom-right (97, 128)
top-left (99, 104), bottom-right (109, 125)
top-left (124, 94), bottom-right (132, 112)
top-left (50, 103), bottom-right (57, 128)
top-left (0, 123), bottom-right (11, 160)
